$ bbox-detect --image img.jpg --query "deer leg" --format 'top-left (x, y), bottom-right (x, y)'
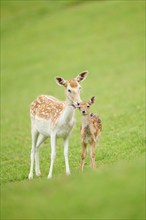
top-left (48, 133), bottom-right (56, 179)
top-left (28, 128), bottom-right (38, 179)
top-left (90, 140), bottom-right (96, 169)
top-left (80, 142), bottom-right (87, 171)
top-left (64, 137), bottom-right (70, 175)
top-left (35, 134), bottom-right (48, 176)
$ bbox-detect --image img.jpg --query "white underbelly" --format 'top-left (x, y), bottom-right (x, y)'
top-left (33, 118), bottom-right (52, 136)
top-left (31, 116), bottom-right (75, 138)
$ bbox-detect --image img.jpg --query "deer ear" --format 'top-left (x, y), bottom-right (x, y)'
top-left (75, 71), bottom-right (88, 82)
top-left (56, 77), bottom-right (67, 87)
top-left (72, 103), bottom-right (79, 109)
top-left (72, 103), bottom-right (80, 109)
top-left (88, 96), bottom-right (96, 105)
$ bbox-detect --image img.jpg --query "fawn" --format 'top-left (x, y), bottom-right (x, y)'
top-left (75, 96), bottom-right (102, 171)
top-left (28, 71), bottom-right (88, 179)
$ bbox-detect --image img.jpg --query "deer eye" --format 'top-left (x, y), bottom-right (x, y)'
top-left (87, 105), bottom-right (90, 108)
top-left (68, 89), bottom-right (71, 93)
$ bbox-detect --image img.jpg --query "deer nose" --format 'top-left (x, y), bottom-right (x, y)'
top-left (82, 110), bottom-right (85, 114)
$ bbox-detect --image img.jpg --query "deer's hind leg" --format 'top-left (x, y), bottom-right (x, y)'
top-left (48, 133), bottom-right (56, 179)
top-left (35, 134), bottom-right (48, 177)
top-left (28, 127), bottom-right (39, 179)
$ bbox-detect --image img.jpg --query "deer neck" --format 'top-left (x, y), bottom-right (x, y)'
top-left (82, 114), bottom-right (90, 128)
top-left (65, 98), bottom-right (74, 107)
top-left (60, 98), bottom-right (75, 122)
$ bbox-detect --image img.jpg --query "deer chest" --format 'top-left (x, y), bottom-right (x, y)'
top-left (56, 117), bottom-right (75, 138)
top-left (81, 125), bottom-right (92, 143)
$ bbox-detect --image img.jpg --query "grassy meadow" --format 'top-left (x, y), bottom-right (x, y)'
top-left (1, 0), bottom-right (145, 219)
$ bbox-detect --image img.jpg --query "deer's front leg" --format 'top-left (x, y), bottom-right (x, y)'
top-left (90, 140), bottom-right (96, 169)
top-left (48, 133), bottom-right (56, 179)
top-left (64, 137), bottom-right (70, 175)
top-left (81, 142), bottom-right (87, 171)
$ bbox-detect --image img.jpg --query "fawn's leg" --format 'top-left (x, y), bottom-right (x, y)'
top-left (81, 142), bottom-right (87, 171)
top-left (90, 140), bottom-right (96, 169)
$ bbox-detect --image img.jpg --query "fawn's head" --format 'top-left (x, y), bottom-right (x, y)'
top-left (75, 96), bottom-right (96, 116)
top-left (56, 71), bottom-right (88, 105)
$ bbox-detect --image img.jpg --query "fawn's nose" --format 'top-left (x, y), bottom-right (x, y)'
top-left (82, 110), bottom-right (86, 114)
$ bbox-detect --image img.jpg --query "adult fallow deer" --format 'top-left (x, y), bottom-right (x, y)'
top-left (28, 71), bottom-right (88, 179)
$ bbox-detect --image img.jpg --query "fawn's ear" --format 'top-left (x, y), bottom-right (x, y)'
top-left (75, 71), bottom-right (88, 82)
top-left (88, 96), bottom-right (96, 105)
top-left (72, 103), bottom-right (80, 109)
top-left (56, 77), bottom-right (67, 87)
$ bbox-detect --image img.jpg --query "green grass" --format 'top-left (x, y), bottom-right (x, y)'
top-left (1, 0), bottom-right (145, 219)
top-left (1, 157), bottom-right (145, 219)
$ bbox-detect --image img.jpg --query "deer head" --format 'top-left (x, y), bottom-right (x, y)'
top-left (56, 71), bottom-right (88, 105)
top-left (74, 96), bottom-right (96, 116)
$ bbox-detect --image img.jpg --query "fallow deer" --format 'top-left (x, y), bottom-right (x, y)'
top-left (75, 97), bottom-right (102, 171)
top-left (28, 71), bottom-right (88, 179)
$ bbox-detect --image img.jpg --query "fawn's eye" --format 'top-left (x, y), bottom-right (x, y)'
top-left (87, 105), bottom-right (90, 108)
top-left (68, 89), bottom-right (71, 93)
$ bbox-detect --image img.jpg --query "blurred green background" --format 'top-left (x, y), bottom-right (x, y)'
top-left (1, 0), bottom-right (145, 219)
